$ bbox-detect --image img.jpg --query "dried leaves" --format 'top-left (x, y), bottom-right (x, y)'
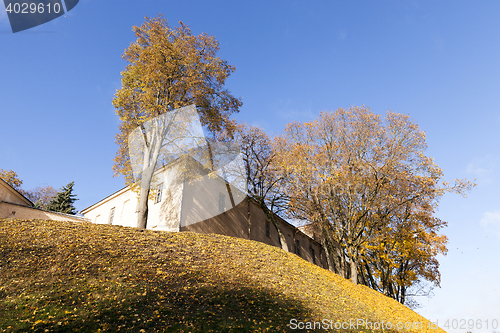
top-left (0, 219), bottom-right (445, 332)
top-left (273, 106), bottom-right (475, 299)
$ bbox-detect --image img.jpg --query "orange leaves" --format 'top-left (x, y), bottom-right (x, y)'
top-left (0, 169), bottom-right (23, 190)
top-left (112, 17), bottom-right (242, 228)
top-left (1, 218), bottom-right (447, 332)
top-left (114, 15), bottom-right (241, 133)
top-left (272, 106), bottom-right (475, 300)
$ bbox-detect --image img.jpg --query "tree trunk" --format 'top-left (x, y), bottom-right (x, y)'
top-left (400, 286), bottom-right (406, 305)
top-left (350, 257), bottom-right (358, 284)
top-left (357, 261), bottom-right (368, 286)
top-left (333, 241), bottom-right (345, 277)
top-left (247, 197), bottom-right (251, 239)
top-left (337, 247), bottom-right (347, 279)
top-left (382, 268), bottom-right (390, 296)
top-left (363, 259), bottom-right (379, 291)
top-left (133, 109), bottom-right (181, 230)
top-left (322, 241), bottom-right (336, 273)
top-left (319, 226), bottom-right (340, 274)
top-left (272, 219), bottom-right (289, 252)
top-left (137, 166), bottom-right (154, 229)
top-left (388, 280), bottom-right (395, 299)
top-left (379, 259), bottom-right (394, 296)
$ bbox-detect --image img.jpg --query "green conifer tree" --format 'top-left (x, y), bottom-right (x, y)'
top-left (46, 181), bottom-right (78, 215)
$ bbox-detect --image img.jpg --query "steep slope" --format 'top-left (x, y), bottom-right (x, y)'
top-left (0, 219), bottom-right (444, 332)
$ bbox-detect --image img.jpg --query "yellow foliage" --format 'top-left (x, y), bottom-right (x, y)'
top-left (273, 106), bottom-right (475, 299)
top-left (111, 16), bottom-right (242, 229)
top-left (0, 219), bottom-right (446, 332)
top-left (0, 169), bottom-right (23, 190)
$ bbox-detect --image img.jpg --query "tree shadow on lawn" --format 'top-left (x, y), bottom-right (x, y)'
top-left (10, 284), bottom-right (320, 333)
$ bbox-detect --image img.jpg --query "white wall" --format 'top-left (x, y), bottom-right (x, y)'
top-left (83, 187), bottom-right (138, 228)
top-left (82, 157), bottom-right (247, 231)
top-left (82, 164), bottom-right (185, 231)
top-left (0, 179), bottom-right (32, 206)
top-left (149, 165), bottom-right (183, 231)
top-left (181, 172), bottom-right (246, 228)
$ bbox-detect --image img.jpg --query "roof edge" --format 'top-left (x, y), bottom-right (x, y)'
top-left (0, 178), bottom-right (34, 207)
top-left (81, 186), bottom-right (129, 214)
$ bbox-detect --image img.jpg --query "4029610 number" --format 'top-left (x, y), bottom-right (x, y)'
top-left (443, 319), bottom-right (498, 330)
top-left (5, 2), bottom-right (61, 14)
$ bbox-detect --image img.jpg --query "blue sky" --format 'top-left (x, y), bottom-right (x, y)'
top-left (1, 1), bottom-right (499, 330)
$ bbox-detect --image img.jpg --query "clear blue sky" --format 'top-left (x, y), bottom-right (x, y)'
top-left (1, 1), bottom-right (499, 330)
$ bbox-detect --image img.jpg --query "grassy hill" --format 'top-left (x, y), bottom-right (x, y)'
top-left (0, 219), bottom-right (444, 332)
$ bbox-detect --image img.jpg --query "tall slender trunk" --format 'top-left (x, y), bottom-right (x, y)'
top-left (320, 220), bottom-right (345, 277)
top-left (134, 108), bottom-right (182, 230)
top-left (357, 261), bottom-right (367, 286)
top-left (350, 256), bottom-right (358, 284)
top-left (363, 259), bottom-right (379, 291)
top-left (388, 280), bottom-right (395, 299)
top-left (333, 241), bottom-right (345, 277)
top-left (400, 286), bottom-right (406, 305)
top-left (337, 247), bottom-right (347, 279)
top-left (322, 241), bottom-right (336, 273)
top-left (271, 218), bottom-right (289, 252)
top-left (137, 166), bottom-right (154, 229)
top-left (136, 128), bottom-right (162, 229)
top-left (382, 265), bottom-right (390, 296)
top-left (247, 197), bottom-right (251, 239)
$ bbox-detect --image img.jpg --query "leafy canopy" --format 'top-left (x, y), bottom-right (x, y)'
top-left (112, 16), bottom-right (242, 186)
top-left (273, 106), bottom-right (475, 304)
top-left (0, 169), bottom-right (23, 191)
top-left (0, 169), bottom-right (57, 208)
top-left (23, 185), bottom-right (58, 209)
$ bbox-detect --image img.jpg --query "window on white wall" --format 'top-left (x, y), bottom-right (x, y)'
top-left (108, 207), bottom-right (115, 225)
top-left (95, 215), bottom-right (101, 224)
top-left (155, 183), bottom-right (163, 204)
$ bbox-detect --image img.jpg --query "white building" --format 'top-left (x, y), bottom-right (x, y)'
top-left (81, 156), bottom-right (246, 232)
top-left (81, 156), bottom-right (333, 270)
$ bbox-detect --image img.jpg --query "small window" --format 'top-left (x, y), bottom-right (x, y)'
top-left (108, 207), bottom-right (115, 225)
top-left (155, 183), bottom-right (163, 204)
top-left (95, 214), bottom-right (101, 224)
top-left (310, 246), bottom-right (316, 265)
top-left (295, 239), bottom-right (301, 257)
top-left (265, 220), bottom-right (270, 238)
top-left (218, 193), bottom-right (225, 213)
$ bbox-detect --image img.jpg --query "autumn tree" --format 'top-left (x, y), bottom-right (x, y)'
top-left (360, 202), bottom-right (448, 307)
top-left (46, 181), bottom-right (78, 215)
top-left (22, 185), bottom-right (58, 209)
top-left (0, 170), bottom-right (62, 210)
top-left (113, 16), bottom-right (241, 229)
top-left (0, 169), bottom-right (23, 190)
top-left (274, 106), bottom-right (475, 288)
top-left (226, 123), bottom-right (290, 251)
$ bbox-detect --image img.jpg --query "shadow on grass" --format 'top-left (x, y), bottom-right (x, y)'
top-left (0, 220), bottom-right (382, 333)
top-left (3, 282), bottom-right (317, 333)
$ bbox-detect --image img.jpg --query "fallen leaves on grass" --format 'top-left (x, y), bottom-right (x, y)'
top-left (1, 219), bottom-right (444, 332)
